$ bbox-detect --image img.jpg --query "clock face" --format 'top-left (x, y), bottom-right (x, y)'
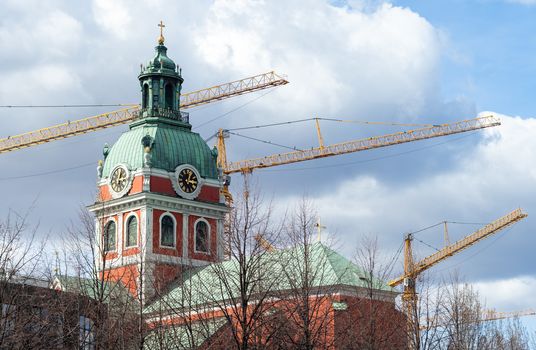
top-left (178, 167), bottom-right (198, 193)
top-left (110, 166), bottom-right (128, 193)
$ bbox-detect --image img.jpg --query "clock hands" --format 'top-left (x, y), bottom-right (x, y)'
top-left (178, 168), bottom-right (198, 193)
top-left (110, 167), bottom-right (129, 193)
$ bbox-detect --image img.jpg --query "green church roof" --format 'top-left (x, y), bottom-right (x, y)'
top-left (102, 119), bottom-right (218, 179)
top-left (144, 242), bottom-right (395, 315)
top-left (54, 275), bottom-right (134, 305)
top-left (144, 317), bottom-right (227, 349)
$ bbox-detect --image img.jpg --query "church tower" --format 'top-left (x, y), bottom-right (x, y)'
top-left (88, 23), bottom-right (228, 300)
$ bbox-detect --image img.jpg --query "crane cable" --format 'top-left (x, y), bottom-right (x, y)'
top-left (228, 117), bottom-right (438, 132)
top-left (261, 131), bottom-right (478, 172)
top-left (213, 114), bottom-right (438, 155)
top-left (0, 104), bottom-right (137, 108)
top-left (0, 129), bottom-right (481, 182)
top-left (0, 162), bottom-right (94, 181)
top-left (0, 132), bottom-right (478, 182)
top-left (410, 219), bottom-right (495, 253)
top-left (434, 226), bottom-right (514, 274)
top-left (193, 89), bottom-right (276, 130)
top-left (228, 131), bottom-right (302, 151)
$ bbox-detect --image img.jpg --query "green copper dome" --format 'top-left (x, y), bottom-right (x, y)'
top-left (101, 119), bottom-right (218, 180)
top-left (141, 44), bottom-right (177, 75)
top-left (100, 30), bottom-right (217, 182)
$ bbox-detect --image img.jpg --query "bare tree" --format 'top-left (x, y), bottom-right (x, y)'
top-left (411, 273), bottom-right (533, 350)
top-left (413, 274), bottom-right (447, 350)
top-left (58, 207), bottom-right (141, 349)
top-left (343, 235), bottom-right (407, 350)
top-left (144, 259), bottom-right (227, 350)
top-left (199, 180), bottom-right (284, 350)
top-left (0, 208), bottom-right (56, 349)
top-left (273, 199), bottom-right (340, 349)
top-left (437, 273), bottom-right (531, 350)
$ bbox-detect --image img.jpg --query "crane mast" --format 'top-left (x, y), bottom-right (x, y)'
top-left (388, 208), bottom-right (527, 350)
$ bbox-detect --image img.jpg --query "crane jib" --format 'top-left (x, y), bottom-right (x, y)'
top-left (0, 71), bottom-right (288, 154)
top-left (387, 208), bottom-right (527, 288)
top-left (224, 115), bottom-right (501, 174)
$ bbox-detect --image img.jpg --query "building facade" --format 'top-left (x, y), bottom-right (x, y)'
top-left (87, 28), bottom-right (405, 349)
top-left (88, 32), bottom-right (228, 301)
top-left (0, 278), bottom-right (109, 349)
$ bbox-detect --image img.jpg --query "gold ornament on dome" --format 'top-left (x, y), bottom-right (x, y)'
top-left (158, 20), bottom-right (165, 45)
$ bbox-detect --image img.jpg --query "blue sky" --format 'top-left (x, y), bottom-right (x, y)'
top-left (395, 0), bottom-right (536, 116)
top-left (0, 0), bottom-right (535, 332)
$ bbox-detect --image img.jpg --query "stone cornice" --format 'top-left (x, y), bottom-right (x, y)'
top-left (97, 168), bottom-right (221, 187)
top-left (88, 192), bottom-right (229, 217)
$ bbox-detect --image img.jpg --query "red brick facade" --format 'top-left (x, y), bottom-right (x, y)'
top-left (150, 294), bottom-right (406, 349)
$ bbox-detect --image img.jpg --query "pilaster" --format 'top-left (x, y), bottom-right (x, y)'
top-left (182, 214), bottom-right (189, 258)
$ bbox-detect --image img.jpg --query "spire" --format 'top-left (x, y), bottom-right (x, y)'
top-left (158, 20), bottom-right (165, 45)
top-left (138, 23), bottom-right (186, 125)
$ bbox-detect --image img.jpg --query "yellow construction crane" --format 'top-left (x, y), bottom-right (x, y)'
top-left (216, 115), bottom-right (501, 202)
top-left (420, 308), bottom-right (536, 330)
top-left (254, 234), bottom-right (275, 252)
top-left (388, 208), bottom-right (527, 350)
top-left (481, 308), bottom-right (536, 322)
top-left (0, 71), bottom-right (288, 154)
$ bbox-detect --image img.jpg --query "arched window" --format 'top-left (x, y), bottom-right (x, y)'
top-left (160, 215), bottom-right (175, 247)
top-left (165, 83), bottom-right (174, 109)
top-left (195, 220), bottom-right (209, 253)
top-left (125, 216), bottom-right (137, 248)
top-left (142, 84), bottom-right (149, 109)
top-left (104, 221), bottom-right (116, 252)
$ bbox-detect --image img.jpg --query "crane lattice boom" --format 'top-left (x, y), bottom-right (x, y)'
top-left (0, 71), bottom-right (288, 154)
top-left (223, 115), bottom-right (501, 174)
top-left (181, 71), bottom-right (287, 108)
top-left (388, 208), bottom-right (527, 287)
top-left (420, 309), bottom-right (536, 330)
top-left (482, 309), bottom-right (536, 322)
top-left (0, 106), bottom-right (140, 154)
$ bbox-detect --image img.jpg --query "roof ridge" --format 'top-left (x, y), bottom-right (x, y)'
top-left (315, 242), bottom-right (356, 284)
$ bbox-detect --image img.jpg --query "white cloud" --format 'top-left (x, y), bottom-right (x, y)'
top-left (0, 9), bottom-right (82, 61)
top-left (193, 0), bottom-right (442, 122)
top-left (0, 65), bottom-right (85, 103)
top-left (474, 276), bottom-right (536, 310)
top-left (92, 0), bottom-right (132, 39)
top-left (0, 64), bottom-right (89, 132)
top-left (276, 113), bottom-right (536, 264)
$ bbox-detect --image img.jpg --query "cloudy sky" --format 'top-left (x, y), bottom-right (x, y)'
top-left (1, 0), bottom-right (535, 329)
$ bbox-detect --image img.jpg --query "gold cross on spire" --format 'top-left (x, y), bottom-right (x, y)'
top-left (314, 217), bottom-right (327, 242)
top-left (157, 20), bottom-right (166, 45)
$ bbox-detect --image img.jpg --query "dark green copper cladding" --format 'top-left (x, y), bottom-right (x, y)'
top-left (101, 42), bottom-right (218, 180)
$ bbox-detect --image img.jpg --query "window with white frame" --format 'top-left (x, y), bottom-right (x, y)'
top-left (79, 315), bottom-right (95, 350)
top-left (125, 215), bottom-right (138, 247)
top-left (195, 220), bottom-right (209, 253)
top-left (103, 221), bottom-right (116, 252)
top-left (160, 214), bottom-right (175, 247)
